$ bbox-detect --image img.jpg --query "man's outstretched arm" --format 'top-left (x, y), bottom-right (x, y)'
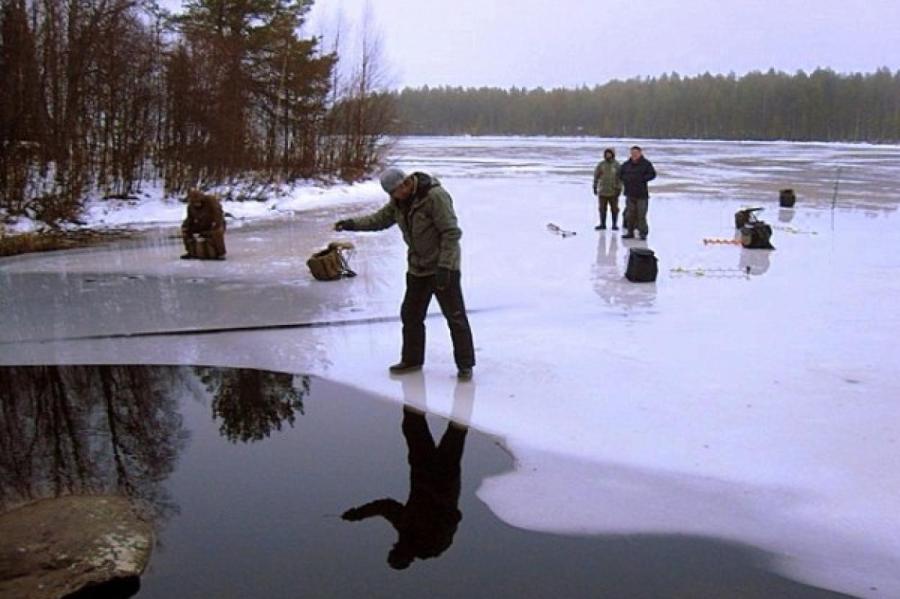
top-left (342, 498), bottom-right (404, 527)
top-left (336, 202), bottom-right (396, 231)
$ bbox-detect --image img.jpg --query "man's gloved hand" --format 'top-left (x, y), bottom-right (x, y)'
top-left (342, 508), bottom-right (363, 521)
top-left (334, 219), bottom-right (355, 231)
top-left (435, 267), bottom-right (451, 291)
top-left (592, 186), bottom-right (597, 195)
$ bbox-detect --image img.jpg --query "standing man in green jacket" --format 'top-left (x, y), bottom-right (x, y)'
top-left (592, 148), bottom-right (622, 230)
top-left (334, 169), bottom-right (475, 381)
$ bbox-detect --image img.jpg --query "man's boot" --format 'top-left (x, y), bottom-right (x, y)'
top-left (389, 361), bottom-right (422, 374)
top-left (596, 214), bottom-right (606, 230)
top-left (182, 237), bottom-right (197, 259)
top-left (611, 213), bottom-right (619, 231)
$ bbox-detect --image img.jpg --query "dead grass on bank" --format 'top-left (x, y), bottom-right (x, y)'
top-left (0, 229), bottom-right (136, 257)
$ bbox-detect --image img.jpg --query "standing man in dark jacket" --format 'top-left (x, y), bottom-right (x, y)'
top-left (334, 168), bottom-right (475, 380)
top-left (619, 146), bottom-right (657, 240)
top-left (592, 148), bottom-right (622, 230)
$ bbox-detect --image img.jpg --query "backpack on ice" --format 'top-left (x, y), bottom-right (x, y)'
top-left (734, 207), bottom-right (764, 229)
top-left (734, 206), bottom-right (775, 249)
top-left (625, 247), bottom-right (658, 282)
top-left (307, 241), bottom-right (356, 281)
top-left (740, 222), bottom-right (775, 249)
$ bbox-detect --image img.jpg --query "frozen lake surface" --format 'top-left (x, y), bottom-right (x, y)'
top-left (2, 137), bottom-right (899, 597)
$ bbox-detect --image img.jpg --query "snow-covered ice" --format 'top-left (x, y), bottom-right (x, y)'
top-left (2, 136), bottom-right (899, 597)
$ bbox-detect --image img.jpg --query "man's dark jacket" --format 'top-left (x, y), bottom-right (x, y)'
top-left (619, 156), bottom-right (657, 199)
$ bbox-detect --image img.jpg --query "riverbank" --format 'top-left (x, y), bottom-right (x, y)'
top-left (0, 228), bottom-right (140, 257)
top-left (0, 178), bottom-right (384, 257)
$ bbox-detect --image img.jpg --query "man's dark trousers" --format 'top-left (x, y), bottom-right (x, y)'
top-left (625, 196), bottom-right (649, 236)
top-left (401, 271), bottom-right (475, 368)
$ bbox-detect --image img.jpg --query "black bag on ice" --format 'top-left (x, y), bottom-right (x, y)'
top-left (740, 222), bottom-right (775, 249)
top-left (779, 188), bottom-right (797, 207)
top-left (625, 247), bottom-right (658, 282)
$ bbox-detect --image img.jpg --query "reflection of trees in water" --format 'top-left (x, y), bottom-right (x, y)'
top-left (0, 365), bottom-right (310, 524)
top-left (198, 368), bottom-right (310, 444)
top-left (0, 365), bottom-right (187, 520)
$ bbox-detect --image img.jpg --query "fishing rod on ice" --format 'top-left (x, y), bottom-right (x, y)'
top-left (831, 166), bottom-right (842, 231)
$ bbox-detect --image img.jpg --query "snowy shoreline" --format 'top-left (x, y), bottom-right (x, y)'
top-left (6, 132), bottom-right (900, 238)
top-left (2, 179), bottom-right (386, 236)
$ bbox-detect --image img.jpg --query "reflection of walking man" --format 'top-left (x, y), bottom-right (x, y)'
top-left (620, 146), bottom-right (657, 240)
top-left (334, 169), bottom-right (475, 381)
top-left (592, 148), bottom-right (622, 230)
top-left (342, 378), bottom-right (473, 570)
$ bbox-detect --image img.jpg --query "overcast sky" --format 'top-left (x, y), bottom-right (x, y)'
top-left (304, 0), bottom-right (900, 89)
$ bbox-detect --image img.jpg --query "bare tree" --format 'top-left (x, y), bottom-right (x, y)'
top-left (0, 0), bottom-right (394, 226)
top-left (319, 1), bottom-right (394, 179)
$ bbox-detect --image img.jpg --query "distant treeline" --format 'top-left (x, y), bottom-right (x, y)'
top-left (0, 0), bottom-right (392, 224)
top-left (393, 69), bottom-right (900, 143)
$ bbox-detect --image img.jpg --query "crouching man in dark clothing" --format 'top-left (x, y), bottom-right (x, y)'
top-left (334, 169), bottom-right (476, 380)
top-left (181, 189), bottom-right (226, 259)
top-left (619, 146), bottom-right (657, 240)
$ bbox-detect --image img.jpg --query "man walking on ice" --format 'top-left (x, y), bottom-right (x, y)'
top-left (334, 169), bottom-right (476, 381)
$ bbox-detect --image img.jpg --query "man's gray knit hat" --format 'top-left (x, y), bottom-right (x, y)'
top-left (379, 168), bottom-right (407, 193)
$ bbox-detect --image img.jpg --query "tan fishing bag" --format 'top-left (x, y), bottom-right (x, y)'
top-left (307, 241), bottom-right (356, 281)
